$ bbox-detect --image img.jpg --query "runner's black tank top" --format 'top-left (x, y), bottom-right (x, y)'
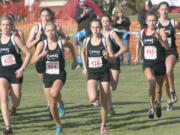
top-left (156, 19), bottom-right (176, 49)
top-left (109, 29), bottom-right (120, 54)
top-left (43, 38), bottom-right (65, 75)
top-left (0, 34), bottom-right (22, 71)
top-left (86, 36), bottom-right (109, 73)
top-left (140, 29), bottom-right (165, 64)
top-left (34, 23), bottom-right (47, 48)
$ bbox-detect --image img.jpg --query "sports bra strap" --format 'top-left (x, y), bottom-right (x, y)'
top-left (11, 34), bottom-right (20, 54)
top-left (140, 29), bottom-right (145, 47)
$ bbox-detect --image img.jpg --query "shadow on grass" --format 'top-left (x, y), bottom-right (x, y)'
top-left (163, 105), bottom-right (180, 111)
top-left (8, 101), bottom-right (149, 125)
top-left (112, 101), bottom-right (148, 106)
top-left (7, 104), bottom-right (101, 132)
top-left (107, 105), bottom-right (180, 131)
top-left (131, 116), bottom-right (180, 130)
top-left (17, 105), bottom-right (46, 111)
top-left (3, 101), bottom-right (178, 133)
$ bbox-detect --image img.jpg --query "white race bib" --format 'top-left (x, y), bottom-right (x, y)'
top-left (144, 46), bottom-right (157, 60)
top-left (88, 57), bottom-right (102, 68)
top-left (46, 61), bottom-right (59, 74)
top-left (167, 38), bottom-right (172, 47)
top-left (1, 54), bottom-right (16, 66)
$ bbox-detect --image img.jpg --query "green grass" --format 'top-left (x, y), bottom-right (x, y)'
top-left (1, 60), bottom-right (180, 135)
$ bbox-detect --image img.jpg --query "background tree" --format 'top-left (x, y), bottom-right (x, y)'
top-left (96, 0), bottom-right (146, 15)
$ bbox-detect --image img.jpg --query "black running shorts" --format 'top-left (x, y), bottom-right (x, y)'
top-left (35, 59), bottom-right (45, 74)
top-left (88, 70), bottom-right (110, 82)
top-left (143, 62), bottom-right (166, 76)
top-left (165, 48), bottom-right (179, 60)
top-left (109, 58), bottom-right (120, 70)
top-left (0, 70), bottom-right (23, 84)
top-left (43, 71), bottom-right (66, 88)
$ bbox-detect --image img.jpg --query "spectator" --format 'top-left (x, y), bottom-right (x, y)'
top-left (74, 0), bottom-right (97, 67)
top-left (1, 0), bottom-right (13, 4)
top-left (74, 0), bottom-right (97, 36)
top-left (112, 7), bottom-right (131, 65)
top-left (111, 14), bottom-right (116, 24)
top-left (138, 0), bottom-right (153, 29)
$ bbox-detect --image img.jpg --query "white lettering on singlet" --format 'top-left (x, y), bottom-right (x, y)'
top-left (47, 54), bottom-right (58, 59)
top-left (165, 30), bottom-right (171, 36)
top-left (0, 48), bottom-right (9, 53)
top-left (89, 50), bottom-right (101, 55)
top-left (143, 39), bottom-right (154, 44)
top-left (167, 38), bottom-right (172, 47)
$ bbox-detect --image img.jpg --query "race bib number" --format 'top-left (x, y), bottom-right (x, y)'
top-left (144, 46), bottom-right (157, 60)
top-left (88, 57), bottom-right (102, 68)
top-left (167, 38), bottom-right (172, 47)
top-left (46, 61), bottom-right (59, 74)
top-left (1, 54), bottom-right (16, 66)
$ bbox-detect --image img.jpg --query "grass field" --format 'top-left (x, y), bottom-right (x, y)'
top-left (1, 60), bottom-right (180, 135)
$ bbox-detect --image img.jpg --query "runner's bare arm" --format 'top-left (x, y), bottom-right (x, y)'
top-left (112, 32), bottom-right (127, 58)
top-left (14, 36), bottom-right (32, 71)
top-left (134, 34), bottom-right (141, 64)
top-left (31, 41), bottom-right (47, 64)
top-left (18, 30), bottom-right (25, 44)
top-left (81, 38), bottom-right (87, 75)
top-left (27, 24), bottom-right (42, 49)
top-left (105, 37), bottom-right (116, 63)
top-left (158, 28), bottom-right (169, 50)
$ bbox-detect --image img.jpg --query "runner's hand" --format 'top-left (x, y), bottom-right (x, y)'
top-left (133, 57), bottom-right (139, 65)
top-left (64, 47), bottom-right (70, 53)
top-left (36, 31), bottom-right (42, 41)
top-left (82, 68), bottom-right (87, 75)
top-left (15, 69), bottom-right (23, 78)
top-left (40, 50), bottom-right (48, 57)
top-left (155, 31), bottom-right (162, 41)
top-left (102, 50), bottom-right (109, 59)
top-left (71, 61), bottom-right (78, 70)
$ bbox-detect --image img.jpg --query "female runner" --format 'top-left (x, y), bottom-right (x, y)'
top-left (31, 22), bottom-right (72, 134)
top-left (134, 12), bottom-right (169, 119)
top-left (157, 2), bottom-right (180, 110)
top-left (101, 14), bottom-right (126, 115)
top-left (0, 15), bottom-right (31, 134)
top-left (81, 19), bottom-right (115, 133)
top-left (27, 8), bottom-right (77, 118)
top-left (7, 13), bottom-right (26, 115)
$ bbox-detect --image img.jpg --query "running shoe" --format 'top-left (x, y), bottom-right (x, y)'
top-left (3, 127), bottom-right (12, 135)
top-left (57, 103), bottom-right (64, 118)
top-left (100, 125), bottom-right (107, 134)
top-left (166, 101), bottom-right (173, 111)
top-left (170, 90), bottom-right (178, 103)
top-left (155, 103), bottom-right (162, 118)
top-left (92, 99), bottom-right (99, 107)
top-left (56, 126), bottom-right (62, 134)
top-left (108, 108), bottom-right (116, 116)
top-left (148, 108), bottom-right (154, 119)
top-left (47, 105), bottom-right (53, 119)
top-left (9, 107), bottom-right (16, 116)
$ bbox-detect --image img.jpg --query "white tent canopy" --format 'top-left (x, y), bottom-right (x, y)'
top-left (25, 0), bottom-right (35, 11)
top-left (151, 0), bottom-right (180, 7)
